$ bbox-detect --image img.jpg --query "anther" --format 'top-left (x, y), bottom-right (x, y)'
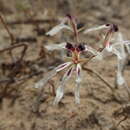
top-left (112, 24), bottom-right (119, 32)
top-left (77, 44), bottom-right (85, 51)
top-left (65, 42), bottom-right (74, 50)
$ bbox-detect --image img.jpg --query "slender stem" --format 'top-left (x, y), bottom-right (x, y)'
top-left (67, 15), bottom-right (79, 43)
top-left (71, 20), bottom-right (79, 43)
top-left (82, 66), bottom-right (114, 92)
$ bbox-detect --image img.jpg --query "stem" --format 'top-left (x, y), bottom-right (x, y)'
top-left (82, 66), bottom-right (114, 92)
top-left (67, 15), bottom-right (79, 43)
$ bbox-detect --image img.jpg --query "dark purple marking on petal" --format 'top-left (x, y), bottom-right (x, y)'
top-left (59, 64), bottom-right (66, 68)
top-left (77, 44), bottom-right (85, 52)
top-left (66, 14), bottom-right (72, 19)
top-left (67, 67), bottom-right (72, 76)
top-left (106, 23), bottom-right (110, 26)
top-left (77, 67), bottom-right (80, 75)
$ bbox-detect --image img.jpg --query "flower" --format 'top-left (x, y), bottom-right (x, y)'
top-left (84, 24), bottom-right (130, 59)
top-left (84, 24), bottom-right (130, 92)
top-left (45, 42), bottom-right (93, 105)
top-left (35, 14), bottom-right (130, 104)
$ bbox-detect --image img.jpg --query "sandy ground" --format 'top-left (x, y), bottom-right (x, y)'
top-left (0, 0), bottom-right (130, 130)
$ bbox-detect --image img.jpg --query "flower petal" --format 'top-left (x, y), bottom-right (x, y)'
top-left (45, 42), bottom-right (66, 51)
top-left (34, 69), bottom-right (57, 89)
top-left (76, 64), bottom-right (82, 83)
top-left (74, 64), bottom-right (82, 104)
top-left (83, 25), bottom-right (109, 34)
top-left (125, 44), bottom-right (130, 54)
top-left (53, 85), bottom-right (64, 105)
top-left (85, 45), bottom-right (100, 56)
top-left (46, 24), bottom-right (72, 36)
top-left (34, 62), bottom-right (72, 89)
top-left (110, 33), bottom-right (128, 59)
top-left (53, 66), bottom-right (74, 105)
top-left (62, 66), bottom-right (74, 82)
top-left (55, 62), bottom-right (72, 72)
top-left (75, 82), bottom-right (80, 104)
top-left (116, 58), bottom-right (126, 85)
top-left (117, 71), bottom-right (125, 86)
top-left (93, 48), bottom-right (112, 61)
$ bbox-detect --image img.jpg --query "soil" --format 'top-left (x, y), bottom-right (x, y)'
top-left (0, 0), bottom-right (130, 130)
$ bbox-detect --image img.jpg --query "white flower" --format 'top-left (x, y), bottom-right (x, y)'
top-left (84, 24), bottom-right (130, 92)
top-left (35, 41), bottom-right (96, 104)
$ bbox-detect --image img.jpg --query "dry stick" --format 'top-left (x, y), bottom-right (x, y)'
top-left (0, 13), bottom-right (16, 62)
top-left (0, 43), bottom-right (28, 64)
top-left (0, 13), bottom-right (29, 62)
top-left (82, 66), bottom-right (114, 92)
top-left (19, 43), bottom-right (28, 61)
top-left (117, 115), bottom-right (128, 126)
top-left (0, 13), bottom-right (15, 44)
top-left (0, 43), bottom-right (28, 53)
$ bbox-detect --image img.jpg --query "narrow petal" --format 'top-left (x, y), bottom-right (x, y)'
top-left (75, 82), bottom-right (80, 104)
top-left (46, 24), bottom-right (72, 36)
top-left (53, 85), bottom-right (64, 105)
top-left (34, 69), bottom-right (57, 89)
top-left (75, 64), bottom-right (82, 104)
top-left (116, 58), bottom-right (126, 85)
top-left (111, 48), bottom-right (122, 59)
top-left (125, 44), bottom-right (130, 54)
top-left (93, 48), bottom-right (112, 61)
top-left (85, 45), bottom-right (100, 56)
top-left (83, 25), bottom-right (108, 34)
top-left (45, 42), bottom-right (66, 51)
top-left (116, 59), bottom-right (130, 94)
top-left (76, 64), bottom-right (82, 83)
top-left (62, 65), bottom-right (74, 81)
top-left (53, 66), bottom-right (74, 105)
top-left (116, 71), bottom-right (125, 86)
top-left (110, 33), bottom-right (127, 59)
top-left (34, 62), bottom-right (72, 89)
top-left (55, 62), bottom-right (72, 72)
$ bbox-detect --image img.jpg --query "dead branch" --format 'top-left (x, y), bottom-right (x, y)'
top-left (0, 13), bottom-right (15, 44)
top-left (0, 43), bottom-right (28, 61)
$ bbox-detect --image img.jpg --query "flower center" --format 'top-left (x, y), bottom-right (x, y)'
top-left (72, 50), bottom-right (80, 64)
